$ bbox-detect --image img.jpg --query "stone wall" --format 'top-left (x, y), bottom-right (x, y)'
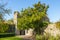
top-left (25, 29), bottom-right (34, 36)
top-left (44, 24), bottom-right (60, 37)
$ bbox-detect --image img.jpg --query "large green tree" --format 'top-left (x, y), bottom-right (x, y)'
top-left (17, 2), bottom-right (49, 34)
top-left (0, 1), bottom-right (11, 33)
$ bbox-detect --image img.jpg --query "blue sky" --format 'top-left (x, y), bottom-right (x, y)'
top-left (2, 0), bottom-right (60, 22)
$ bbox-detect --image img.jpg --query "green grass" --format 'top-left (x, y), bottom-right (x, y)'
top-left (0, 37), bottom-right (23, 40)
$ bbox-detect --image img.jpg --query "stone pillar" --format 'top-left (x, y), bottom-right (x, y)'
top-left (26, 28), bottom-right (34, 36)
top-left (14, 11), bottom-right (19, 35)
top-left (25, 29), bottom-right (28, 35)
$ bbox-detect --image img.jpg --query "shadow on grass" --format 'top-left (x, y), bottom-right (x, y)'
top-left (0, 33), bottom-right (15, 38)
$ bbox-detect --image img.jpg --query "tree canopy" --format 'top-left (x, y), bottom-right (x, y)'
top-left (0, 1), bottom-right (11, 33)
top-left (17, 2), bottom-right (49, 34)
top-left (0, 1), bottom-right (11, 21)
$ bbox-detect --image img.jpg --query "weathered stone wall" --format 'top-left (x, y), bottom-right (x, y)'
top-left (44, 24), bottom-right (60, 37)
top-left (25, 29), bottom-right (34, 36)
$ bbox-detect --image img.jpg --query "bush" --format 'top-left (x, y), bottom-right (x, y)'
top-left (0, 33), bottom-right (15, 38)
top-left (55, 21), bottom-right (60, 29)
top-left (0, 22), bottom-right (9, 33)
top-left (36, 35), bottom-right (49, 40)
top-left (0, 22), bottom-right (15, 33)
top-left (36, 35), bottom-right (60, 40)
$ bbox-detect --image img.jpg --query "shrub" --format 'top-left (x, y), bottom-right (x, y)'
top-left (0, 22), bottom-right (15, 33)
top-left (36, 35), bottom-right (60, 40)
top-left (0, 33), bottom-right (15, 38)
top-left (0, 22), bottom-right (9, 33)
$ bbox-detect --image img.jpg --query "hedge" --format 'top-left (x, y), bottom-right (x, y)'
top-left (0, 33), bottom-right (15, 38)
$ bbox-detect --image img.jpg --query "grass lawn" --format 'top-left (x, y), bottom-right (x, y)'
top-left (0, 37), bottom-right (23, 40)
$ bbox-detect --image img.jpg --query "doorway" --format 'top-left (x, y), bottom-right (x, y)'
top-left (20, 30), bottom-right (25, 35)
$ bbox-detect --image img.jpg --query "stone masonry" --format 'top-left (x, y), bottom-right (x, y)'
top-left (44, 24), bottom-right (60, 37)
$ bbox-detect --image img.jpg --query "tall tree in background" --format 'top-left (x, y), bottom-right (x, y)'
top-left (17, 2), bottom-right (49, 34)
top-left (0, 0), bottom-right (10, 21)
top-left (0, 0), bottom-right (11, 33)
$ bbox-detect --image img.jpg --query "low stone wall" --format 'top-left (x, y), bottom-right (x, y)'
top-left (44, 24), bottom-right (60, 37)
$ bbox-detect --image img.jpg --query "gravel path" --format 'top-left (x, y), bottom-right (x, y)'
top-left (16, 35), bottom-right (35, 40)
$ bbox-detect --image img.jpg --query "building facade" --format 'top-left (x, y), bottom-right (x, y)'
top-left (13, 11), bottom-right (33, 36)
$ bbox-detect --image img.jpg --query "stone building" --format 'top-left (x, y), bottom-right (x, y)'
top-left (13, 11), bottom-right (33, 36)
top-left (44, 24), bottom-right (60, 37)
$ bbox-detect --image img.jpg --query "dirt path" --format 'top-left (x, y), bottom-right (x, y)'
top-left (16, 35), bottom-right (35, 40)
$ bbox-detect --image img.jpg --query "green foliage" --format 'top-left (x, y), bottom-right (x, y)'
top-left (36, 35), bottom-right (60, 40)
top-left (17, 1), bottom-right (49, 34)
top-left (7, 19), bottom-right (13, 24)
top-left (55, 21), bottom-right (60, 29)
top-left (0, 1), bottom-right (11, 20)
top-left (0, 22), bottom-right (9, 33)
